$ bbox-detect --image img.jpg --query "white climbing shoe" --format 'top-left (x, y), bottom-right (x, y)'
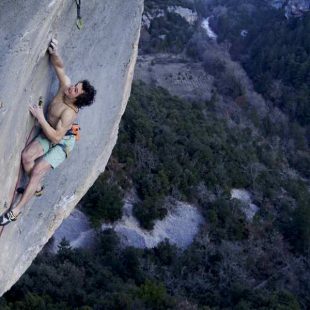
top-left (0, 210), bottom-right (18, 226)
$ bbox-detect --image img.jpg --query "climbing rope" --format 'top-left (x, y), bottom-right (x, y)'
top-left (75, 0), bottom-right (83, 30)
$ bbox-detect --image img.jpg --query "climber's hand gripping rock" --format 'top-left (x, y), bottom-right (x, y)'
top-left (29, 104), bottom-right (44, 122)
top-left (48, 38), bottom-right (58, 55)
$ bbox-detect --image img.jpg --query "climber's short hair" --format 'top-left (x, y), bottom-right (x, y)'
top-left (75, 80), bottom-right (96, 108)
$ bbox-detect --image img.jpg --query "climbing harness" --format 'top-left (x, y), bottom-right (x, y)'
top-left (56, 123), bottom-right (81, 158)
top-left (68, 123), bottom-right (80, 141)
top-left (58, 99), bottom-right (80, 157)
top-left (75, 0), bottom-right (83, 30)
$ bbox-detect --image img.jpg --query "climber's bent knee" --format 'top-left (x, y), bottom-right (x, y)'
top-left (22, 140), bottom-right (44, 163)
top-left (31, 159), bottom-right (52, 178)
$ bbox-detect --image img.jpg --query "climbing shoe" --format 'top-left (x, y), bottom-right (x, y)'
top-left (16, 187), bottom-right (25, 194)
top-left (0, 210), bottom-right (18, 226)
top-left (35, 186), bottom-right (44, 197)
top-left (17, 186), bottom-right (44, 197)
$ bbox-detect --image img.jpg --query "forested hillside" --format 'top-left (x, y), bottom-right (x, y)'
top-left (2, 82), bottom-right (309, 309)
top-left (210, 0), bottom-right (310, 126)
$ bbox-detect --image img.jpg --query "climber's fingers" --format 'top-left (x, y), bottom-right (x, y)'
top-left (28, 104), bottom-right (36, 116)
top-left (48, 44), bottom-right (57, 54)
top-left (48, 38), bottom-right (58, 54)
top-left (29, 104), bottom-right (44, 121)
top-left (51, 38), bottom-right (58, 45)
top-left (50, 38), bottom-right (58, 48)
top-left (48, 47), bottom-right (55, 54)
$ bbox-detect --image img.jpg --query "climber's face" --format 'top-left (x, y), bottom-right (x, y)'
top-left (65, 82), bottom-right (84, 100)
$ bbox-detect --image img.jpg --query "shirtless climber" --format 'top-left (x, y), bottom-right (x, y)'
top-left (0, 39), bottom-right (96, 225)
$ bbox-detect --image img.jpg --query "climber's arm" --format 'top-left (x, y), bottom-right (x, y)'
top-left (29, 105), bottom-right (76, 144)
top-left (48, 39), bottom-right (71, 88)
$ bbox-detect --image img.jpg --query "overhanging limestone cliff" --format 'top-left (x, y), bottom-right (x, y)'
top-left (0, 0), bottom-right (143, 296)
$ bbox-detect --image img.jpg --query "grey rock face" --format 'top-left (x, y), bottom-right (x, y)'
top-left (51, 194), bottom-right (204, 252)
top-left (101, 196), bottom-right (204, 250)
top-left (49, 208), bottom-right (96, 253)
top-left (167, 6), bottom-right (198, 25)
top-left (0, 0), bottom-right (143, 296)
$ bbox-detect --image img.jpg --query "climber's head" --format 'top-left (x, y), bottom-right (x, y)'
top-left (65, 82), bottom-right (83, 99)
top-left (75, 80), bottom-right (96, 108)
top-left (65, 80), bottom-right (96, 108)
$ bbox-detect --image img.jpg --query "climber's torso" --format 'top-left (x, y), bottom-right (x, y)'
top-left (47, 88), bottom-right (78, 129)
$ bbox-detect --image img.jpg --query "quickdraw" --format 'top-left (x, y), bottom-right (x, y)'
top-left (75, 0), bottom-right (83, 30)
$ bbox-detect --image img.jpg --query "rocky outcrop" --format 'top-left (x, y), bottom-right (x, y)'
top-left (142, 9), bottom-right (164, 29)
top-left (49, 208), bottom-right (96, 253)
top-left (135, 54), bottom-right (214, 101)
top-left (230, 189), bottom-right (259, 221)
top-left (167, 6), bottom-right (198, 25)
top-left (51, 195), bottom-right (204, 251)
top-left (285, 0), bottom-right (310, 17)
top-left (0, 0), bottom-right (143, 296)
top-left (142, 5), bottom-right (197, 29)
top-left (101, 199), bottom-right (204, 249)
top-left (269, 0), bottom-right (310, 17)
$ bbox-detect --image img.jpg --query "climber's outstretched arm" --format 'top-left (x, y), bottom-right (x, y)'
top-left (48, 38), bottom-right (71, 88)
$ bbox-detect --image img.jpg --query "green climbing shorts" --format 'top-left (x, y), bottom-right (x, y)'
top-left (35, 133), bottom-right (75, 169)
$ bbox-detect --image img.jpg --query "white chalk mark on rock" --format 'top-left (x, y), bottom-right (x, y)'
top-left (48, 0), bottom-right (57, 8)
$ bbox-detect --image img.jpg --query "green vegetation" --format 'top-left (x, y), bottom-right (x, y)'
top-left (1, 231), bottom-right (177, 309)
top-left (143, 0), bottom-right (310, 126)
top-left (141, 0), bottom-right (196, 54)
top-left (212, 1), bottom-right (310, 126)
top-left (2, 228), bottom-right (308, 309)
top-left (206, 197), bottom-right (249, 242)
top-left (114, 82), bottom-right (258, 228)
top-left (141, 12), bottom-right (195, 54)
top-left (82, 81), bottom-right (309, 255)
top-left (2, 77), bottom-right (310, 310)
top-left (111, 82), bottom-right (310, 242)
top-left (82, 174), bottom-right (123, 226)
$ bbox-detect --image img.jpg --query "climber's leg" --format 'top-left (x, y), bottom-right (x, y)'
top-left (21, 139), bottom-right (45, 175)
top-left (21, 134), bottom-right (50, 192)
top-left (12, 159), bottom-right (51, 217)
